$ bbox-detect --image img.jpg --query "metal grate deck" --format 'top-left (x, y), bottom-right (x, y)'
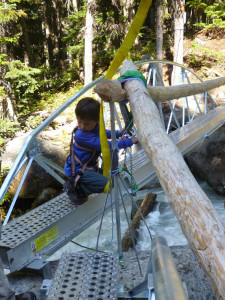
top-left (47, 252), bottom-right (118, 300)
top-left (1, 193), bottom-right (73, 248)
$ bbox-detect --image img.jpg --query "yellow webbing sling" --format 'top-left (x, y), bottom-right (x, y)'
top-left (100, 0), bottom-right (153, 192)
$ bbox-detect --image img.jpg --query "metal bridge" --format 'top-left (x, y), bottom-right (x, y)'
top-left (0, 60), bottom-right (225, 299)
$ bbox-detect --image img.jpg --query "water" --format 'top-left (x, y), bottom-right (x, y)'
top-left (48, 180), bottom-right (225, 261)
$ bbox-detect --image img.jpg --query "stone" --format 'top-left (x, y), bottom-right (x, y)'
top-left (186, 125), bottom-right (225, 195)
top-left (1, 134), bottom-right (67, 198)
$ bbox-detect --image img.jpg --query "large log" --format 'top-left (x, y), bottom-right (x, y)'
top-left (94, 77), bottom-right (225, 103)
top-left (119, 60), bottom-right (225, 299)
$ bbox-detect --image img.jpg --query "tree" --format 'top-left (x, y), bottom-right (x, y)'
top-left (156, 0), bottom-right (163, 78)
top-left (172, 0), bottom-right (185, 85)
top-left (84, 0), bottom-right (94, 85)
top-left (0, 1), bottom-right (26, 121)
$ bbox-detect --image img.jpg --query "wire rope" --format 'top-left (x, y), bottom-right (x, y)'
top-left (118, 182), bottom-right (143, 277)
top-left (118, 173), bottom-right (153, 241)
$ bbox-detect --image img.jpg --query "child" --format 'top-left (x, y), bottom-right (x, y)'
top-left (64, 97), bottom-right (138, 205)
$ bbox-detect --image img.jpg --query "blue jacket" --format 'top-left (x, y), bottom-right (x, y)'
top-left (64, 124), bottom-right (133, 176)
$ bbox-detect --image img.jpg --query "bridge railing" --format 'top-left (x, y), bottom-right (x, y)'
top-left (0, 60), bottom-right (216, 225)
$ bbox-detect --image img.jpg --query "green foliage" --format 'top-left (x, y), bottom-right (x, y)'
top-left (5, 60), bottom-right (40, 94)
top-left (0, 118), bottom-right (19, 152)
top-left (0, 166), bottom-right (12, 212)
top-left (187, 41), bottom-right (225, 70)
top-left (186, 0), bottom-right (208, 10)
top-left (187, 0), bottom-right (225, 29)
top-left (25, 115), bottom-right (42, 130)
top-left (4, 60), bottom-right (41, 112)
top-left (63, 5), bottom-right (86, 58)
top-left (141, 40), bottom-right (157, 58)
top-left (0, 2), bottom-right (26, 23)
top-left (0, 118), bottom-right (19, 138)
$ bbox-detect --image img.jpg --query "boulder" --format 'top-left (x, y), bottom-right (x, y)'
top-left (186, 125), bottom-right (225, 195)
top-left (1, 134), bottom-right (67, 198)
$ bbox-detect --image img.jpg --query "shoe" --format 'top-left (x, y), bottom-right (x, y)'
top-left (63, 181), bottom-right (87, 206)
top-left (15, 292), bottom-right (36, 300)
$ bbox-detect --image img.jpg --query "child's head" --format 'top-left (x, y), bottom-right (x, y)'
top-left (75, 97), bottom-right (100, 131)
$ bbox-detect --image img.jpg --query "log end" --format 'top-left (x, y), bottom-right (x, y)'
top-left (94, 79), bottom-right (127, 102)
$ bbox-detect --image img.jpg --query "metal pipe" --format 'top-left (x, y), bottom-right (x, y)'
top-left (151, 236), bottom-right (187, 300)
top-left (110, 102), bottom-right (122, 255)
top-left (3, 157), bottom-right (34, 225)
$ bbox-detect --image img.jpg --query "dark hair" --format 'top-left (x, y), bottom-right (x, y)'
top-left (75, 97), bottom-right (100, 121)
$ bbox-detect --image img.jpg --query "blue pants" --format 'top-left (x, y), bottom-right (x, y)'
top-left (70, 169), bottom-right (108, 196)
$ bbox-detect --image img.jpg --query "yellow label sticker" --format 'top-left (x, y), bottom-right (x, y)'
top-left (31, 226), bottom-right (59, 253)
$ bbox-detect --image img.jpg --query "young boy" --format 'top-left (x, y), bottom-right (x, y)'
top-left (64, 97), bottom-right (138, 205)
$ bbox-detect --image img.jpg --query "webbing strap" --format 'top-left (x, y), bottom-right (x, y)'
top-left (99, 0), bottom-right (153, 193)
top-left (70, 127), bottom-right (97, 185)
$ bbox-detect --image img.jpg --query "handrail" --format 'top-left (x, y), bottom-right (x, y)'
top-left (151, 236), bottom-right (187, 300)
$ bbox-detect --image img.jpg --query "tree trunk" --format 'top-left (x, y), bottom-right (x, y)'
top-left (20, 17), bottom-right (34, 67)
top-left (156, 0), bottom-right (163, 79)
top-left (172, 0), bottom-right (185, 85)
top-left (120, 59), bottom-right (225, 300)
top-left (84, 0), bottom-right (93, 85)
top-left (72, 0), bottom-right (78, 12)
top-left (43, 0), bottom-right (54, 67)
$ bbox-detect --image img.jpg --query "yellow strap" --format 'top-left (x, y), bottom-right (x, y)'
top-left (100, 0), bottom-right (153, 192)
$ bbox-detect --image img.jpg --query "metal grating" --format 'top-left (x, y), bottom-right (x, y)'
top-left (0, 193), bottom-right (74, 248)
top-left (47, 252), bottom-right (118, 300)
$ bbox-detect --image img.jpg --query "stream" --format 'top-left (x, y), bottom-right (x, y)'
top-left (48, 179), bottom-right (225, 261)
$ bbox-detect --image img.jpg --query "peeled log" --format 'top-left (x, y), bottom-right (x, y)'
top-left (95, 76), bottom-right (225, 103)
top-left (122, 192), bottom-right (157, 252)
top-left (148, 76), bottom-right (225, 102)
top-left (120, 59), bottom-right (225, 299)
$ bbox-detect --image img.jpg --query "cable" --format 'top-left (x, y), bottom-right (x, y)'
top-left (96, 175), bottom-right (111, 251)
top-left (118, 183), bottom-right (143, 276)
top-left (118, 173), bottom-right (153, 241)
top-left (71, 240), bottom-right (106, 253)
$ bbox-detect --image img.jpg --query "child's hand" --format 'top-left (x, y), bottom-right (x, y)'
top-left (119, 127), bottom-right (126, 137)
top-left (131, 136), bottom-right (139, 144)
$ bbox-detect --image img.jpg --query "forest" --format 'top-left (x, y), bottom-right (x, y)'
top-left (0, 0), bottom-right (224, 147)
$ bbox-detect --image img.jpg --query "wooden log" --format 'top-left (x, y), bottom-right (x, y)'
top-left (95, 75), bottom-right (225, 103)
top-left (148, 76), bottom-right (225, 102)
top-left (122, 192), bottom-right (157, 252)
top-left (120, 59), bottom-right (225, 300)
top-left (94, 79), bottom-right (127, 102)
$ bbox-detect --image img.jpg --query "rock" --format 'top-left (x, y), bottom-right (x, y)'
top-left (119, 246), bottom-right (215, 300)
top-left (1, 134), bottom-right (67, 198)
top-left (186, 125), bottom-right (225, 195)
top-left (31, 187), bottom-right (59, 209)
